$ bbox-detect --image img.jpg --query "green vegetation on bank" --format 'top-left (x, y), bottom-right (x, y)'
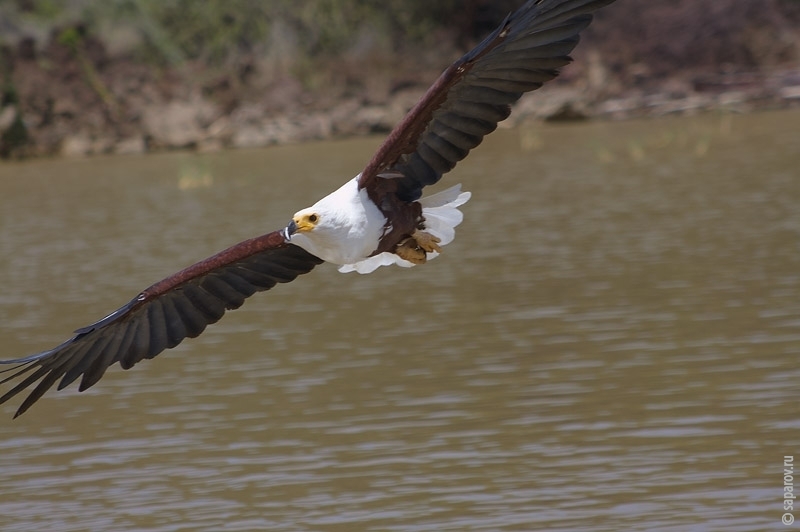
top-left (3, 0), bottom-right (799, 73)
top-left (0, 0), bottom-right (798, 159)
top-left (1, 0), bottom-right (520, 65)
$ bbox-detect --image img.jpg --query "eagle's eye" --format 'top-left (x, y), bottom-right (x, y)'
top-left (308, 214), bottom-right (318, 223)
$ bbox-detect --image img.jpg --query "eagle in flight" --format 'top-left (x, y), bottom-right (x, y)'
top-left (1, 0), bottom-right (615, 417)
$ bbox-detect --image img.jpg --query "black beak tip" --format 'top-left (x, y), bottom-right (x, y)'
top-left (284, 220), bottom-right (297, 240)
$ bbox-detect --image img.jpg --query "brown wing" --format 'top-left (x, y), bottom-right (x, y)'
top-left (358, 0), bottom-right (614, 201)
top-left (0, 231), bottom-right (322, 418)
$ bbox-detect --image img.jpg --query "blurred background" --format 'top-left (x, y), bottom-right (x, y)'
top-left (0, 0), bottom-right (799, 158)
top-left (1, 2), bottom-right (799, 530)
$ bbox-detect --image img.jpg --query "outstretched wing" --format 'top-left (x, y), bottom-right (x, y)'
top-left (0, 231), bottom-right (322, 417)
top-left (358, 0), bottom-right (613, 201)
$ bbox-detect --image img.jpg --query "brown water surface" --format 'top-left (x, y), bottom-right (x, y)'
top-left (1, 110), bottom-right (798, 531)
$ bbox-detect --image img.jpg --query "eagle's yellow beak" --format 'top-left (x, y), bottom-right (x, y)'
top-left (290, 213), bottom-right (319, 235)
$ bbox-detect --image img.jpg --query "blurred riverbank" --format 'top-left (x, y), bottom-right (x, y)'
top-left (1, 0), bottom-right (798, 159)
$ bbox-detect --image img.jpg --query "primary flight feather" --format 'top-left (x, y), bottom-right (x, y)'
top-left (1, 0), bottom-right (615, 417)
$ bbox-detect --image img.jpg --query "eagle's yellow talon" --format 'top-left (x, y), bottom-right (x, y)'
top-left (412, 230), bottom-right (441, 253)
top-left (395, 238), bottom-right (427, 264)
top-left (394, 230), bottom-right (441, 264)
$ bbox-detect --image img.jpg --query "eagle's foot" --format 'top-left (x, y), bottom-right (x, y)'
top-left (413, 230), bottom-right (442, 254)
top-left (394, 231), bottom-right (441, 265)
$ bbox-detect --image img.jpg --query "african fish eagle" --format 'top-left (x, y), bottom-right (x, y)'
top-left (1, 0), bottom-right (615, 417)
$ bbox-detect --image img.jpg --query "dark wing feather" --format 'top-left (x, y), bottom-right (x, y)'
top-left (0, 231), bottom-right (322, 417)
top-left (358, 0), bottom-right (614, 201)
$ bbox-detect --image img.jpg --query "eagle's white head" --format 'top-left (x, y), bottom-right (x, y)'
top-left (285, 177), bottom-right (385, 266)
